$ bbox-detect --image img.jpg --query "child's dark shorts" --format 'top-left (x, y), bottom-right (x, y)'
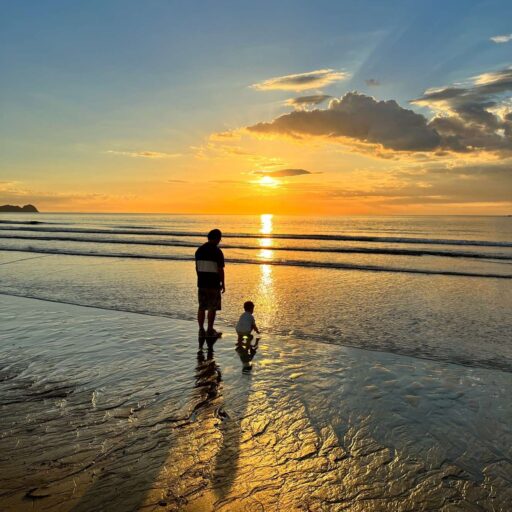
top-left (198, 288), bottom-right (222, 311)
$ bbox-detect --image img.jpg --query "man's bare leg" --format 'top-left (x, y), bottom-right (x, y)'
top-left (198, 309), bottom-right (206, 331)
top-left (207, 309), bottom-right (217, 333)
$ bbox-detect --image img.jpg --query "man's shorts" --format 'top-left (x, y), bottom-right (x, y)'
top-left (198, 288), bottom-right (222, 311)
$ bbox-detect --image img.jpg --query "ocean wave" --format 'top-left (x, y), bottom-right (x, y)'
top-left (112, 225), bottom-right (156, 229)
top-left (1, 245), bottom-right (510, 279)
top-left (1, 233), bottom-right (511, 260)
top-left (0, 225), bottom-right (511, 247)
top-left (0, 220), bottom-right (47, 225)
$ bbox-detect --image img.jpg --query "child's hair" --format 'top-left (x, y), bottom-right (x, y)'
top-left (243, 301), bottom-right (254, 312)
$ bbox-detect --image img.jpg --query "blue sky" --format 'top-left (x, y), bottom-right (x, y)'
top-left (1, 0), bottom-right (512, 213)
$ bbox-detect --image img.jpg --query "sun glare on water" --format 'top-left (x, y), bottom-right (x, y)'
top-left (258, 214), bottom-right (274, 260)
top-left (260, 213), bottom-right (273, 235)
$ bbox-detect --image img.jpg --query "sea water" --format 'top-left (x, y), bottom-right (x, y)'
top-left (1, 213), bottom-right (511, 370)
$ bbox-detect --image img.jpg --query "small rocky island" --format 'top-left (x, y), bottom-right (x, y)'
top-left (0, 204), bottom-right (39, 213)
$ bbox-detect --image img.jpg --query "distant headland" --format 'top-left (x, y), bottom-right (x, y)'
top-left (0, 204), bottom-right (39, 213)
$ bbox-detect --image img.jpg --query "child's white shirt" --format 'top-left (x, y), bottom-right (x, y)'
top-left (236, 312), bottom-right (254, 333)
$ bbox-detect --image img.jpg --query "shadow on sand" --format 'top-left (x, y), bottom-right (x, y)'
top-left (71, 337), bottom-right (223, 512)
top-left (211, 336), bottom-right (259, 503)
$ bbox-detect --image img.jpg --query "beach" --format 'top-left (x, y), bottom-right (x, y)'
top-left (4, 1), bottom-right (512, 508)
top-left (1, 294), bottom-right (511, 511)
top-left (1, 214), bottom-right (512, 511)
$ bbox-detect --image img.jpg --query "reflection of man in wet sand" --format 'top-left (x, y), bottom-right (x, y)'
top-left (196, 337), bottom-right (222, 400)
top-left (195, 229), bottom-right (225, 338)
top-left (235, 335), bottom-right (259, 373)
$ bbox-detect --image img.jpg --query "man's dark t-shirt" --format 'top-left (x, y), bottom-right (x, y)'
top-left (195, 242), bottom-right (225, 289)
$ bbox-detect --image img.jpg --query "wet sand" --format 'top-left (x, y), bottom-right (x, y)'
top-left (1, 295), bottom-right (511, 511)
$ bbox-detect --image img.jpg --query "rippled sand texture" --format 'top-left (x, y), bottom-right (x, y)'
top-left (1, 296), bottom-right (511, 511)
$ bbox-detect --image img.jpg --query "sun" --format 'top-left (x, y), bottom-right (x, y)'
top-left (258, 176), bottom-right (280, 188)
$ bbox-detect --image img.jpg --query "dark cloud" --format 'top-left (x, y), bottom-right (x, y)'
top-left (252, 69), bottom-right (349, 91)
top-left (286, 95), bottom-right (332, 108)
top-left (413, 68), bottom-right (512, 109)
top-left (428, 116), bottom-right (509, 152)
top-left (253, 168), bottom-right (314, 177)
top-left (365, 79), bottom-right (380, 87)
top-left (475, 68), bottom-right (512, 95)
top-left (410, 68), bottom-right (512, 152)
top-left (248, 92), bottom-right (441, 151)
top-left (247, 67), bottom-right (512, 154)
top-left (414, 87), bottom-right (466, 102)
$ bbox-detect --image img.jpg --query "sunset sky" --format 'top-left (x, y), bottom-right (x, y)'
top-left (1, 0), bottom-right (512, 214)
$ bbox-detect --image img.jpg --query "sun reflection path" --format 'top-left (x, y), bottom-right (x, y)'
top-left (260, 263), bottom-right (273, 288)
top-left (258, 249), bottom-right (273, 260)
top-left (258, 213), bottom-right (274, 259)
top-left (258, 214), bottom-right (274, 259)
top-left (260, 214), bottom-right (273, 235)
top-left (256, 214), bottom-right (276, 329)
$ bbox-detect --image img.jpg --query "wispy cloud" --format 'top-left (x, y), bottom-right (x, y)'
top-left (106, 150), bottom-right (182, 159)
top-left (252, 69), bottom-right (349, 92)
top-left (193, 140), bottom-right (287, 169)
top-left (365, 78), bottom-right (380, 87)
top-left (285, 95), bottom-right (332, 109)
top-left (193, 142), bottom-right (252, 160)
top-left (209, 130), bottom-right (241, 141)
top-left (252, 168), bottom-right (315, 177)
top-left (490, 34), bottom-right (512, 43)
top-left (283, 161), bottom-right (512, 208)
top-left (0, 181), bottom-right (22, 193)
top-left (0, 181), bottom-right (135, 208)
top-left (370, 161), bottom-right (512, 205)
top-left (208, 179), bottom-right (246, 184)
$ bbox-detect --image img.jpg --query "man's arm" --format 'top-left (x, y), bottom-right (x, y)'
top-left (219, 267), bottom-right (225, 293)
top-left (218, 249), bottom-right (225, 293)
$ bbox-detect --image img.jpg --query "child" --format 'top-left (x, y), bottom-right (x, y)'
top-left (236, 301), bottom-right (260, 341)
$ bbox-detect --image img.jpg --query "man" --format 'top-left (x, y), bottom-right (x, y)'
top-left (195, 228), bottom-right (225, 337)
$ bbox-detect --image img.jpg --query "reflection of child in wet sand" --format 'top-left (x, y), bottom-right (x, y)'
top-left (236, 301), bottom-right (260, 341)
top-left (236, 336), bottom-right (259, 373)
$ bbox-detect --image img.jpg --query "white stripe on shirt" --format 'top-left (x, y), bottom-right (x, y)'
top-left (196, 260), bottom-right (219, 273)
